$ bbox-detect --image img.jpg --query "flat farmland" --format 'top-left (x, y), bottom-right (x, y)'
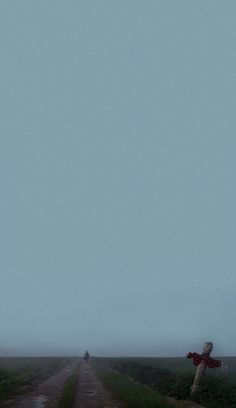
top-left (1, 356), bottom-right (236, 407)
top-left (93, 356), bottom-right (236, 408)
top-left (119, 357), bottom-right (236, 382)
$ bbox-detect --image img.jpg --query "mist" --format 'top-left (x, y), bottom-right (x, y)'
top-left (0, 1), bottom-right (236, 357)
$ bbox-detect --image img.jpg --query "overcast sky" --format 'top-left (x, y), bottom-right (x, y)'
top-left (0, 1), bottom-right (235, 357)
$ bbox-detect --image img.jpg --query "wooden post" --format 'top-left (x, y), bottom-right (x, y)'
top-left (191, 361), bottom-right (206, 395)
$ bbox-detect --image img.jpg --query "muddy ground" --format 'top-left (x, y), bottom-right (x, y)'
top-left (1, 363), bottom-right (76, 408)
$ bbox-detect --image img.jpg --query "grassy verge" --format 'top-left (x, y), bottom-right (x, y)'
top-left (94, 365), bottom-right (174, 408)
top-left (57, 372), bottom-right (78, 408)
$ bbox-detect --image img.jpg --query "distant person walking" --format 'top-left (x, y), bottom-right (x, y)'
top-left (83, 350), bottom-right (90, 363)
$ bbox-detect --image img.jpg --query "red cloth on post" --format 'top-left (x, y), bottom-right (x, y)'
top-left (187, 352), bottom-right (221, 368)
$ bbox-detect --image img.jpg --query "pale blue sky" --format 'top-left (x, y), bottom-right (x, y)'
top-left (0, 1), bottom-right (235, 356)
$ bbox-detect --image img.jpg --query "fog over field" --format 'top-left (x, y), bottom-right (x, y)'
top-left (0, 1), bottom-right (235, 357)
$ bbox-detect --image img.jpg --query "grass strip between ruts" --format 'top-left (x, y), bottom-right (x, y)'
top-left (57, 372), bottom-right (78, 408)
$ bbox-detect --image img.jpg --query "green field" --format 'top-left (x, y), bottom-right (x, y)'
top-left (109, 357), bottom-right (236, 383)
top-left (93, 357), bottom-right (236, 408)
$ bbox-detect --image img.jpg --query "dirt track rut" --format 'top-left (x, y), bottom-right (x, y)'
top-left (75, 362), bottom-right (121, 408)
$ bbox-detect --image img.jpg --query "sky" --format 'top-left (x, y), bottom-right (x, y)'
top-left (0, 1), bottom-right (235, 357)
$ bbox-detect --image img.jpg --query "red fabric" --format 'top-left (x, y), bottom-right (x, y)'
top-left (187, 352), bottom-right (221, 368)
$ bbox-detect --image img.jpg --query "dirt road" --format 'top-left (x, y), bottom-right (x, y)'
top-left (75, 362), bottom-right (121, 408)
top-left (1, 361), bottom-right (206, 408)
top-left (75, 363), bottom-right (207, 408)
top-left (2, 363), bottom-right (76, 408)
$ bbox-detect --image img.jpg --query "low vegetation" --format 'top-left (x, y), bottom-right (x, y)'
top-left (58, 373), bottom-right (78, 408)
top-left (0, 357), bottom-right (75, 401)
top-left (95, 358), bottom-right (236, 408)
top-left (0, 370), bottom-right (32, 400)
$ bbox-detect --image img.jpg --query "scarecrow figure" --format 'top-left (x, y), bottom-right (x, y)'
top-left (186, 342), bottom-right (223, 394)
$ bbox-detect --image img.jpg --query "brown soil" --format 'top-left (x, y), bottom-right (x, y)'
top-left (75, 361), bottom-right (122, 408)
